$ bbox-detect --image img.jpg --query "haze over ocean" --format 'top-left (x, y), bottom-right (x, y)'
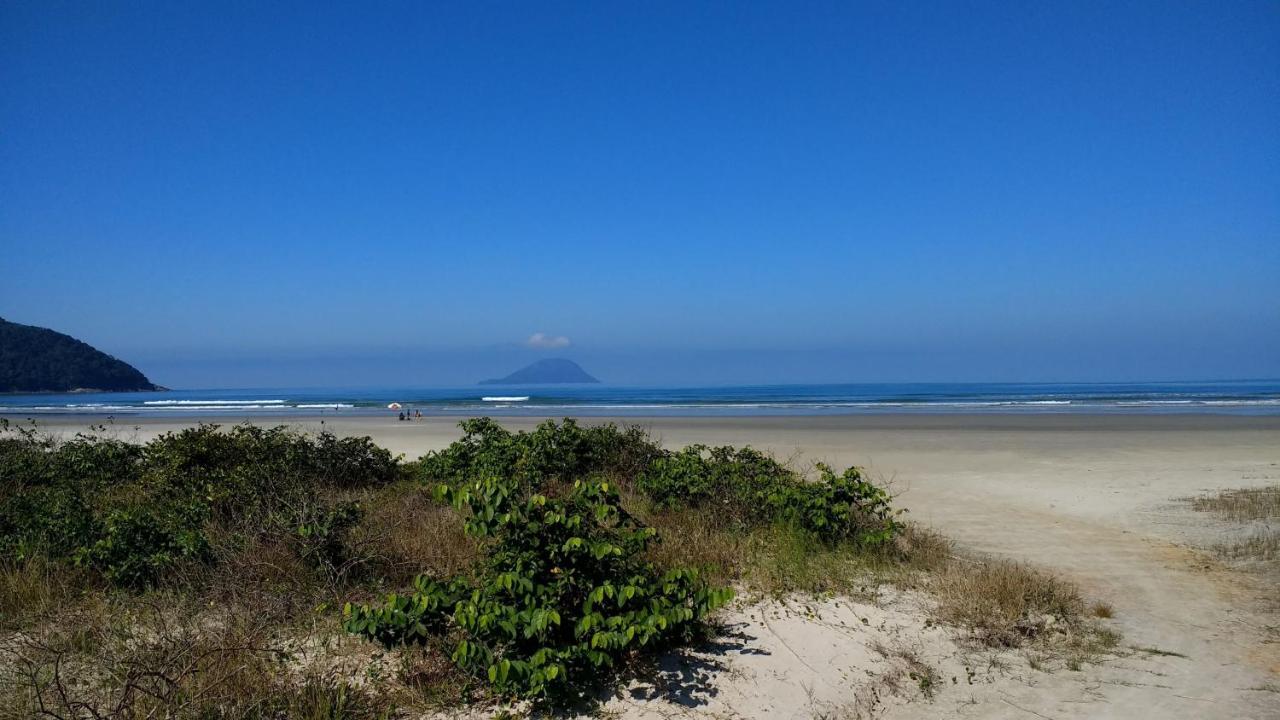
top-left (2, 3), bottom-right (1277, 387)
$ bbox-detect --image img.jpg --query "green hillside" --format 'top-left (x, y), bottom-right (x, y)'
top-left (0, 317), bottom-right (160, 393)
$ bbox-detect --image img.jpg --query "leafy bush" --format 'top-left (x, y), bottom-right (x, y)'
top-left (638, 445), bottom-right (792, 513)
top-left (0, 481), bottom-right (99, 561)
top-left (417, 418), bottom-right (663, 489)
top-left (294, 500), bottom-right (364, 576)
top-left (345, 473), bottom-right (733, 703)
top-left (774, 463), bottom-right (897, 544)
top-left (0, 426), bottom-right (139, 562)
top-left (422, 420), bottom-right (898, 547)
top-left (83, 502), bottom-right (210, 587)
top-left (141, 424), bottom-right (398, 515)
top-left (0, 422), bottom-right (398, 588)
top-left (639, 446), bottom-right (897, 544)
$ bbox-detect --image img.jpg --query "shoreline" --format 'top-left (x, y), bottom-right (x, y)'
top-left (9, 410), bottom-right (1280, 431)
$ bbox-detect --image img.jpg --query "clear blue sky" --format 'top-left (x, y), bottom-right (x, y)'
top-left (2, 1), bottom-right (1277, 387)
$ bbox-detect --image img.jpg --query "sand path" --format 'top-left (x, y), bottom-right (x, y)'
top-left (616, 417), bottom-right (1280, 719)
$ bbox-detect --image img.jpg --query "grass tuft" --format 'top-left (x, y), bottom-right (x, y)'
top-left (1089, 600), bottom-right (1115, 619)
top-left (1185, 485), bottom-right (1279, 581)
top-left (928, 558), bottom-right (1086, 648)
top-left (1213, 532), bottom-right (1279, 563)
top-left (1187, 485), bottom-right (1280, 522)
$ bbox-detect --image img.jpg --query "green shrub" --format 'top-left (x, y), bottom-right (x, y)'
top-left (638, 445), bottom-right (791, 513)
top-left (0, 481), bottom-right (100, 561)
top-left (83, 502), bottom-right (210, 587)
top-left (0, 422), bottom-right (399, 588)
top-left (417, 418), bottom-right (663, 489)
top-left (773, 463), bottom-right (897, 544)
top-left (0, 427), bottom-right (136, 561)
top-left (142, 424), bottom-right (397, 515)
top-left (638, 445), bottom-right (897, 545)
top-left (345, 473), bottom-right (733, 704)
top-left (421, 419), bottom-right (897, 547)
top-left (294, 500), bottom-right (364, 576)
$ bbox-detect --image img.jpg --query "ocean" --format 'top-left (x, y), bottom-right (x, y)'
top-left (2, 380), bottom-right (1279, 417)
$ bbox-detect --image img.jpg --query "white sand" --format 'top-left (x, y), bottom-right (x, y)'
top-left (19, 413), bottom-right (1280, 718)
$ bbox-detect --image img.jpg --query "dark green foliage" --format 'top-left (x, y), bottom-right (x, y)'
top-left (0, 424), bottom-right (142, 561)
top-left (639, 445), bottom-right (897, 544)
top-left (345, 472), bottom-right (733, 703)
top-left (345, 575), bottom-right (471, 647)
top-left (0, 421), bottom-right (397, 588)
top-left (419, 421), bottom-right (898, 547)
top-left (417, 418), bottom-right (662, 488)
top-left (780, 464), bottom-right (898, 544)
top-left (639, 445), bottom-right (790, 513)
top-left (84, 503), bottom-right (211, 587)
top-left (142, 424), bottom-right (398, 514)
top-left (0, 316), bottom-right (160, 392)
top-left (294, 500), bottom-right (364, 575)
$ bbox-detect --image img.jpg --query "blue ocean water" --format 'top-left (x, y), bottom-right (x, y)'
top-left (2, 381), bottom-right (1279, 417)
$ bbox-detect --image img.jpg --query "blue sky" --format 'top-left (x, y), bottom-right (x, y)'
top-left (2, 2), bottom-right (1277, 387)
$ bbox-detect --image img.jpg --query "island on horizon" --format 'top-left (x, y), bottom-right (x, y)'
top-left (480, 358), bottom-right (600, 385)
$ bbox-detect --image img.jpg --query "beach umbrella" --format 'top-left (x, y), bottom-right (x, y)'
top-left (387, 402), bottom-right (402, 410)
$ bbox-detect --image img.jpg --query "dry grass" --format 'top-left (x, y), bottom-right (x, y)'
top-left (1089, 600), bottom-right (1115, 618)
top-left (1186, 485), bottom-right (1279, 577)
top-left (1214, 532), bottom-right (1280, 563)
top-left (0, 596), bottom-right (280, 719)
top-left (922, 554), bottom-right (1120, 673)
top-left (642, 503), bottom-right (1118, 667)
top-left (0, 588), bottom-right (464, 719)
top-left (928, 557), bottom-right (1087, 648)
top-left (0, 482), bottom-right (482, 718)
top-left (0, 515), bottom-right (1114, 717)
top-left (0, 556), bottom-right (93, 632)
top-left (642, 504), bottom-right (1116, 660)
top-left (1188, 485), bottom-right (1280, 522)
top-left (639, 507), bottom-right (953, 599)
top-left (867, 639), bottom-right (942, 700)
top-left (347, 482), bottom-right (478, 587)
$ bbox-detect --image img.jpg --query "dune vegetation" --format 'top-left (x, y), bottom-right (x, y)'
top-left (0, 417), bottom-right (1112, 718)
top-left (1186, 484), bottom-right (1280, 579)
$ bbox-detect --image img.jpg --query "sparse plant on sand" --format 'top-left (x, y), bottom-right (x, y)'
top-left (1185, 484), bottom-right (1279, 580)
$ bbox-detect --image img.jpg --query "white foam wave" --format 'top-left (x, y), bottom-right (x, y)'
top-left (149, 405), bottom-right (288, 411)
top-left (296, 404), bottom-right (354, 408)
top-left (1202, 399), bottom-right (1280, 406)
top-left (144, 399), bottom-right (287, 406)
top-left (482, 396), bottom-right (530, 402)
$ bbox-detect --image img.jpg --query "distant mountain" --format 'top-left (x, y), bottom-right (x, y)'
top-left (480, 358), bottom-right (600, 385)
top-left (0, 317), bottom-right (162, 393)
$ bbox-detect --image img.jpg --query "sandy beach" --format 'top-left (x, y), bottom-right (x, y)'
top-left (17, 412), bottom-right (1279, 718)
